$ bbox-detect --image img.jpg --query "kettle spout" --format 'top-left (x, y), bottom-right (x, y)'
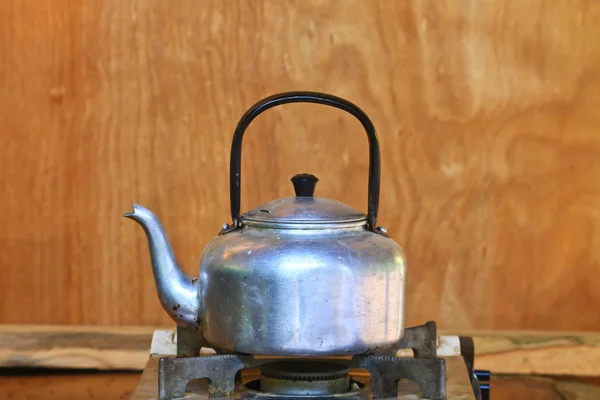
top-left (124, 204), bottom-right (200, 328)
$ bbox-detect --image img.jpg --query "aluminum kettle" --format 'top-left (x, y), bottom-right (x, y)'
top-left (125, 92), bottom-right (406, 356)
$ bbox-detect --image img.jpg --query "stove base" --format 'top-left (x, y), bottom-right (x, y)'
top-left (130, 355), bottom-right (475, 400)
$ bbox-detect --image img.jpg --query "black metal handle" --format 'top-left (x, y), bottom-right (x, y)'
top-left (228, 91), bottom-right (381, 231)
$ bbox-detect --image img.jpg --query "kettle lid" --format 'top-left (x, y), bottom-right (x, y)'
top-left (241, 174), bottom-right (367, 229)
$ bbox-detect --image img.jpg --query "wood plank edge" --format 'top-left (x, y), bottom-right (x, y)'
top-left (1, 325), bottom-right (599, 376)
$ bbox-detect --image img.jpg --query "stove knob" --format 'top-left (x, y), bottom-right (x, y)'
top-left (475, 370), bottom-right (491, 400)
top-left (480, 383), bottom-right (490, 400)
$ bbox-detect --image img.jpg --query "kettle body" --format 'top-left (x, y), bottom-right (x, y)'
top-left (125, 92), bottom-right (407, 356)
top-left (199, 197), bottom-right (406, 356)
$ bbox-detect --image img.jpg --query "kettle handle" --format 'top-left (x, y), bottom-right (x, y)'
top-left (228, 91), bottom-right (382, 233)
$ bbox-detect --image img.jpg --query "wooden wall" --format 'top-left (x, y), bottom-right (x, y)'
top-left (1, 0), bottom-right (599, 331)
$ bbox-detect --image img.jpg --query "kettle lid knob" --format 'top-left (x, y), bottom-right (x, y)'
top-left (291, 173), bottom-right (319, 197)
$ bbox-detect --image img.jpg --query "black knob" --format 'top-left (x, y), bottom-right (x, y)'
top-left (479, 383), bottom-right (490, 400)
top-left (474, 370), bottom-right (491, 400)
top-left (291, 173), bottom-right (319, 197)
top-left (474, 371), bottom-right (491, 382)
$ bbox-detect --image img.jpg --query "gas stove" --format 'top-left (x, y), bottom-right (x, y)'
top-left (129, 322), bottom-right (490, 400)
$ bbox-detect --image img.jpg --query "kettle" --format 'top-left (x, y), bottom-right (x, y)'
top-left (125, 92), bottom-right (406, 356)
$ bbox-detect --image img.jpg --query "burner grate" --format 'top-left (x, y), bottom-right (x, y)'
top-left (158, 322), bottom-right (447, 400)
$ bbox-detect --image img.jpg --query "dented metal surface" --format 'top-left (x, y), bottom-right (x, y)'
top-left (199, 221), bottom-right (406, 356)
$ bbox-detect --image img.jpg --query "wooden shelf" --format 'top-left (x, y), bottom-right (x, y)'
top-left (2, 325), bottom-right (600, 377)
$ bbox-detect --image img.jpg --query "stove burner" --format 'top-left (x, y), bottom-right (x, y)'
top-left (262, 361), bottom-right (350, 380)
top-left (260, 361), bottom-right (351, 395)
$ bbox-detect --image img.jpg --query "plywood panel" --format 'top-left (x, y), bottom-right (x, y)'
top-left (0, 0), bottom-right (599, 330)
top-left (3, 325), bottom-right (600, 376)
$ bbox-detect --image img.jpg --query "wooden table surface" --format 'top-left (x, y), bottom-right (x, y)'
top-left (1, 370), bottom-right (600, 400)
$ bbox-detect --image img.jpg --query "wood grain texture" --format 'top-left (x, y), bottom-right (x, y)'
top-left (492, 376), bottom-right (600, 400)
top-left (0, 325), bottom-right (158, 370)
top-left (1, 0), bottom-right (599, 330)
top-left (0, 370), bottom-right (139, 400)
top-left (464, 331), bottom-right (600, 376)
top-left (3, 325), bottom-right (600, 376)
